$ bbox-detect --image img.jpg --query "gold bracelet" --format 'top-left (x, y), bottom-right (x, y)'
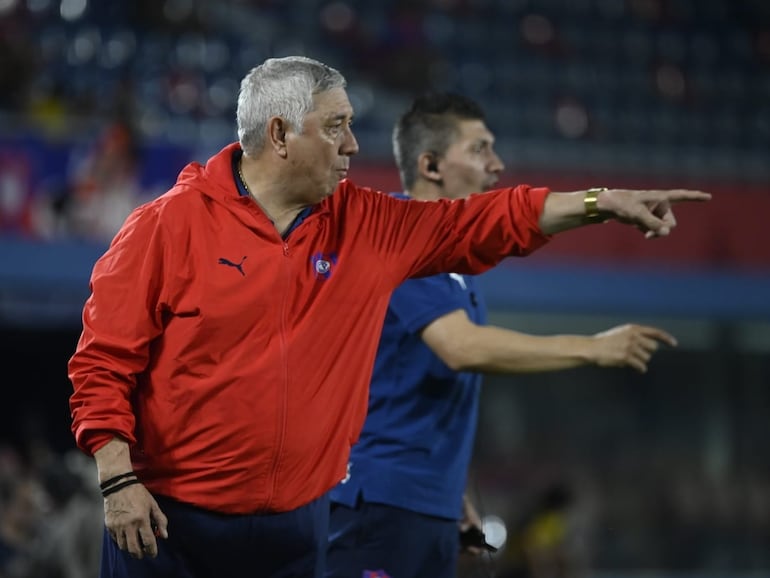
top-left (583, 187), bottom-right (609, 223)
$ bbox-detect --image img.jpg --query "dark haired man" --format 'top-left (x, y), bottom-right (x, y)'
top-left (326, 93), bottom-right (677, 578)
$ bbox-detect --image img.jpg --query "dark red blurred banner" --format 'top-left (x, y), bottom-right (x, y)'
top-left (348, 163), bottom-right (770, 272)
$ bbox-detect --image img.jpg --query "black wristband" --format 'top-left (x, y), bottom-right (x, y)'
top-left (101, 478), bottom-right (142, 498)
top-left (99, 472), bottom-right (137, 490)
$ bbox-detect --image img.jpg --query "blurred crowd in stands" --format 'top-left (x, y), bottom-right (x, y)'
top-left (1, 0), bottom-right (769, 242)
top-left (31, 120), bottom-right (145, 243)
top-left (0, 440), bottom-right (101, 578)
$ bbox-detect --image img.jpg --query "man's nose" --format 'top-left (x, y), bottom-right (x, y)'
top-left (341, 125), bottom-right (359, 156)
top-left (489, 152), bottom-right (504, 174)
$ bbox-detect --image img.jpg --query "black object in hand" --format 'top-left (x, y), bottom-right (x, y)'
top-left (459, 526), bottom-right (498, 552)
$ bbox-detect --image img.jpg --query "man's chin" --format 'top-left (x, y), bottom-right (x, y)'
top-left (330, 178), bottom-right (346, 192)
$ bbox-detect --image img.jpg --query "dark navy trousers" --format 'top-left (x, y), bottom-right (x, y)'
top-left (100, 493), bottom-right (330, 578)
top-left (325, 500), bottom-right (459, 578)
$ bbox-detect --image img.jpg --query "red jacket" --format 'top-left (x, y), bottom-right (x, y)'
top-left (69, 143), bottom-right (550, 514)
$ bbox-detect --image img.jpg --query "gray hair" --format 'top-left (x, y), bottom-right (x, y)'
top-left (237, 56), bottom-right (347, 155)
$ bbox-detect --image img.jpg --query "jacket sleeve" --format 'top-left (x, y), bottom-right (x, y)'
top-left (354, 184), bottom-right (551, 286)
top-left (68, 204), bottom-right (169, 455)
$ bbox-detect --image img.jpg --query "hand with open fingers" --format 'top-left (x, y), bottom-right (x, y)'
top-left (598, 189), bottom-right (711, 238)
top-left (591, 324), bottom-right (678, 373)
top-left (104, 482), bottom-right (169, 559)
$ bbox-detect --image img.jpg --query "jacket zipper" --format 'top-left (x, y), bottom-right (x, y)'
top-left (265, 239), bottom-right (291, 509)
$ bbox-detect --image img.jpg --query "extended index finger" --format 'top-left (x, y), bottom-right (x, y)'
top-left (638, 326), bottom-right (678, 347)
top-left (655, 189), bottom-right (711, 203)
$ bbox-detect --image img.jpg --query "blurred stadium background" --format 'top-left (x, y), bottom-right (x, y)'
top-left (0, 0), bottom-right (768, 576)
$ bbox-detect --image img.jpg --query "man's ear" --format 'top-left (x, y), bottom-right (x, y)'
top-left (268, 117), bottom-right (288, 158)
top-left (419, 152), bottom-right (442, 183)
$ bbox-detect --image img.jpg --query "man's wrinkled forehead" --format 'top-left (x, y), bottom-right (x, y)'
top-left (311, 88), bottom-right (354, 118)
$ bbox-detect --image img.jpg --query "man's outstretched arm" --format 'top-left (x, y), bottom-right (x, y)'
top-left (539, 188), bottom-right (711, 237)
top-left (421, 309), bottom-right (677, 375)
